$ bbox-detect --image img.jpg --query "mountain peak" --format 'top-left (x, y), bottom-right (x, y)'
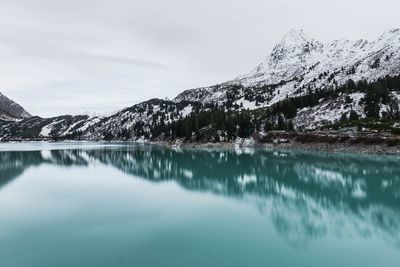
top-left (267, 29), bottom-right (322, 67)
top-left (386, 28), bottom-right (400, 34)
top-left (280, 29), bottom-right (309, 44)
top-left (275, 29), bottom-right (323, 50)
top-left (378, 28), bottom-right (400, 40)
top-left (0, 92), bottom-right (32, 120)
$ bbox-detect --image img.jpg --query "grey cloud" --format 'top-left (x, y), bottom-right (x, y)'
top-left (81, 54), bottom-right (168, 69)
top-left (0, 0), bottom-right (399, 117)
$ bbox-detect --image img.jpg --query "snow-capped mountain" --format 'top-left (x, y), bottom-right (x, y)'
top-left (176, 28), bottom-right (400, 108)
top-left (236, 29), bottom-right (400, 86)
top-left (1, 29), bottom-right (400, 141)
top-left (0, 92), bottom-right (32, 121)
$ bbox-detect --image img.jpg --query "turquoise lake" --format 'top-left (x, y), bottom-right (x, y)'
top-left (0, 143), bottom-right (399, 267)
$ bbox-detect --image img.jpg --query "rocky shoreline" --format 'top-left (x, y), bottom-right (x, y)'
top-left (274, 141), bottom-right (400, 155)
top-left (156, 130), bottom-right (400, 155)
top-left (160, 141), bottom-right (400, 155)
top-left (2, 130), bottom-right (400, 155)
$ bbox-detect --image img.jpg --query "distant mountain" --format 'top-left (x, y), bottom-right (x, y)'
top-left (0, 92), bottom-right (32, 121)
top-left (1, 29), bottom-right (400, 142)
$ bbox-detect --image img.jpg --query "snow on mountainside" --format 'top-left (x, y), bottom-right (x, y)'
top-left (293, 92), bottom-right (366, 130)
top-left (0, 93), bottom-right (32, 121)
top-left (175, 29), bottom-right (400, 108)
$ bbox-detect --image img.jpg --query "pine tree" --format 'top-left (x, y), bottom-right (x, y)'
top-left (349, 110), bottom-right (359, 121)
top-left (340, 113), bottom-right (347, 123)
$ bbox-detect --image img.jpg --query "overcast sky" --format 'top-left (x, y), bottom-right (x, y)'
top-left (0, 0), bottom-right (399, 117)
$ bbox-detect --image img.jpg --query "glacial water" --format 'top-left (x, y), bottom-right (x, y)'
top-left (0, 143), bottom-right (399, 267)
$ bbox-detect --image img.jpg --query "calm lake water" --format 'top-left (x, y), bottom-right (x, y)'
top-left (0, 143), bottom-right (399, 267)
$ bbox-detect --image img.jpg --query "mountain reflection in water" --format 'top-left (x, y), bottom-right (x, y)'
top-left (0, 145), bottom-right (399, 248)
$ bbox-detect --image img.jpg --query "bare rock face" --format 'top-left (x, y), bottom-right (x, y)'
top-left (0, 92), bottom-right (32, 121)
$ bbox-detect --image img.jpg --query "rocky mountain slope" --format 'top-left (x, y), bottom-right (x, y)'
top-left (0, 93), bottom-right (32, 121)
top-left (1, 29), bottom-right (400, 142)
